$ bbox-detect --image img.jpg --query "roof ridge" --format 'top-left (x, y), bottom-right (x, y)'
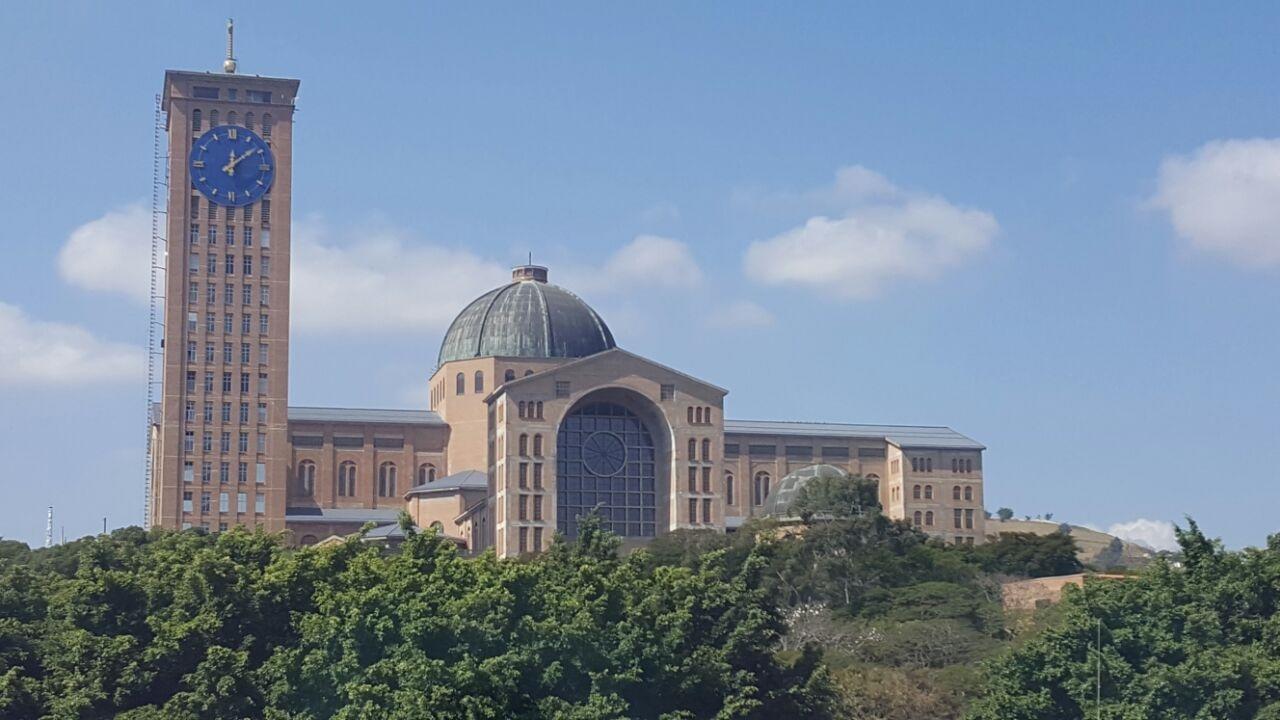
top-left (727, 418), bottom-right (954, 430)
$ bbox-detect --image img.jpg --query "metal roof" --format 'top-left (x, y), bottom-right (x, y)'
top-left (724, 419), bottom-right (984, 450)
top-left (438, 269), bottom-right (615, 365)
top-left (288, 406), bottom-right (443, 425)
top-left (284, 507), bottom-right (403, 524)
top-left (404, 469), bottom-right (488, 497)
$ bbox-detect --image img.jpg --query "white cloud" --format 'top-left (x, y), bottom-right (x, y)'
top-left (560, 235), bottom-right (704, 294)
top-left (290, 218), bottom-right (508, 334)
top-left (58, 204), bottom-right (153, 304)
top-left (743, 166), bottom-right (998, 298)
top-left (705, 300), bottom-right (775, 329)
top-left (1151, 138), bottom-right (1280, 268)
top-left (1107, 518), bottom-right (1179, 553)
top-left (0, 302), bottom-right (144, 386)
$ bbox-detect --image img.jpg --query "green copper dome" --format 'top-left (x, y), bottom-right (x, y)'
top-left (437, 266), bottom-right (616, 366)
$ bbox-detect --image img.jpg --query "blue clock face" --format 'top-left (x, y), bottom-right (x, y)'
top-left (189, 125), bottom-right (275, 207)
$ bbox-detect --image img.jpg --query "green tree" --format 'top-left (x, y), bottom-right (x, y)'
top-left (966, 519), bottom-right (1280, 719)
top-left (788, 473), bottom-right (881, 521)
top-left (995, 508), bottom-right (1014, 522)
top-left (970, 531), bottom-right (1082, 578)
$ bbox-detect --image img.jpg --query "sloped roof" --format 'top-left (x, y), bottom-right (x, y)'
top-left (288, 406), bottom-right (444, 425)
top-left (284, 507), bottom-right (403, 524)
top-left (724, 419), bottom-right (984, 450)
top-left (404, 469), bottom-right (488, 498)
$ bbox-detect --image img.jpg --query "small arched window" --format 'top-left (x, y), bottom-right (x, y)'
top-left (209, 109), bottom-right (219, 126)
top-left (687, 407), bottom-right (694, 424)
top-left (966, 459), bottom-right (974, 473)
top-left (913, 511), bottom-right (923, 527)
top-left (338, 462), bottom-right (356, 497)
top-left (912, 484), bottom-right (921, 500)
top-left (926, 458), bottom-right (934, 472)
top-left (518, 401), bottom-right (526, 418)
top-left (298, 461), bottom-right (315, 496)
top-left (474, 371), bottom-right (484, 393)
top-left (753, 472), bottom-right (771, 505)
top-left (924, 485), bottom-right (934, 500)
top-left (704, 407), bottom-right (713, 424)
top-left (702, 439), bottom-right (711, 461)
top-left (262, 113), bottom-right (273, 138)
top-left (925, 511), bottom-right (934, 526)
top-left (244, 111), bottom-right (254, 131)
top-left (192, 109), bottom-right (202, 132)
top-left (519, 434), bottom-right (529, 456)
top-left (910, 457), bottom-right (919, 472)
top-left (953, 486), bottom-right (962, 500)
top-left (535, 401), bottom-right (543, 419)
top-left (227, 110), bottom-right (238, 126)
top-left (533, 434), bottom-right (542, 456)
top-left (695, 407), bottom-right (703, 424)
top-left (378, 462), bottom-right (397, 497)
top-left (963, 486), bottom-right (973, 501)
top-left (725, 472), bottom-right (735, 506)
top-left (417, 463), bottom-right (436, 484)
top-left (688, 438), bottom-right (697, 460)
top-left (455, 372), bottom-right (465, 396)
top-left (505, 369), bottom-right (516, 382)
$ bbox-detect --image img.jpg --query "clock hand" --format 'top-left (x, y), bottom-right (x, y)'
top-left (222, 149), bottom-right (255, 176)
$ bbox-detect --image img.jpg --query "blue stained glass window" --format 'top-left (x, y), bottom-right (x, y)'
top-left (557, 402), bottom-right (657, 538)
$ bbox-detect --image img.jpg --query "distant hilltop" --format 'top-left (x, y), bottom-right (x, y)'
top-left (990, 518), bottom-right (1156, 569)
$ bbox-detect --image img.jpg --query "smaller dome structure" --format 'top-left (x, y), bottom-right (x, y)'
top-left (762, 464), bottom-right (850, 518)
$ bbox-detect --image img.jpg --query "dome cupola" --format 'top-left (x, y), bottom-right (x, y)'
top-left (437, 265), bottom-right (615, 366)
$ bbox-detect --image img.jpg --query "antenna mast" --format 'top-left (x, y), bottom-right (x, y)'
top-left (45, 506), bottom-right (53, 548)
top-left (223, 18), bottom-right (238, 74)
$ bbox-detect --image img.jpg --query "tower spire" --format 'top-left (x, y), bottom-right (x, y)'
top-left (223, 18), bottom-right (237, 74)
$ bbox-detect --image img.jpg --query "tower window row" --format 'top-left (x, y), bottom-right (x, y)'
top-left (182, 490), bottom-right (265, 516)
top-left (183, 340), bottom-right (269, 366)
top-left (184, 400), bottom-right (267, 425)
top-left (191, 108), bottom-right (273, 136)
top-left (687, 437), bottom-right (713, 461)
top-left (190, 196), bottom-right (271, 226)
top-left (686, 465), bottom-right (713, 494)
top-left (188, 282), bottom-right (272, 308)
top-left (187, 252), bottom-right (271, 278)
top-left (686, 406), bottom-right (714, 425)
top-left (183, 459), bottom-right (265, 485)
top-left (186, 312), bottom-right (270, 336)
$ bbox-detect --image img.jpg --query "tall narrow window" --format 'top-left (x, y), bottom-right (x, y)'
top-left (504, 369), bottom-right (515, 382)
top-left (209, 109), bottom-right (219, 126)
top-left (702, 498), bottom-right (711, 523)
top-left (192, 109), bottom-right (202, 131)
top-left (298, 461), bottom-right (315, 496)
top-left (518, 401), bottom-right (526, 418)
top-left (244, 111), bottom-right (254, 131)
top-left (261, 113), bottom-right (273, 138)
top-left (953, 485), bottom-right (962, 500)
top-left (688, 438), bottom-right (697, 460)
top-left (753, 472), bottom-right (771, 505)
top-left (912, 484), bottom-right (921, 500)
top-left (913, 511), bottom-right (923, 526)
top-left (702, 439), bottom-right (711, 461)
top-left (455, 372), bottom-right (465, 396)
top-left (532, 434), bottom-right (542, 457)
top-left (924, 485), bottom-right (934, 500)
top-left (474, 371), bottom-right (484, 394)
top-left (338, 462), bottom-right (357, 497)
top-left (963, 486), bottom-right (973, 501)
top-left (926, 511), bottom-right (934, 526)
top-left (226, 110), bottom-right (238, 126)
top-left (535, 401), bottom-right (543, 419)
top-left (725, 473), bottom-right (735, 506)
top-left (519, 434), bottom-right (528, 456)
top-left (378, 462), bottom-right (397, 497)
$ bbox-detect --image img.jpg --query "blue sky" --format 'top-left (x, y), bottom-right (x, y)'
top-left (1, 2), bottom-right (1277, 549)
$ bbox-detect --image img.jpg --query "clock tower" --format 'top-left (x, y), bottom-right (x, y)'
top-left (150, 22), bottom-right (299, 533)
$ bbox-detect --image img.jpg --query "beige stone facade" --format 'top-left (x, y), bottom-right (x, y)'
top-left (148, 62), bottom-right (987, 557)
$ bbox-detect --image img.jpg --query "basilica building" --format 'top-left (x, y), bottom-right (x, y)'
top-left (147, 44), bottom-right (987, 558)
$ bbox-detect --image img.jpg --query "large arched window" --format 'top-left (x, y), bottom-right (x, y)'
top-left (455, 372), bottom-right (465, 395)
top-left (378, 462), bottom-right (397, 497)
top-left (912, 484), bottom-right (921, 500)
top-left (924, 485), bottom-right (934, 500)
top-left (725, 472), bottom-right (735, 506)
top-left (556, 401), bottom-right (656, 539)
top-left (963, 486), bottom-right (973, 501)
top-left (753, 472), bottom-right (771, 505)
top-left (192, 108), bottom-right (202, 132)
top-left (298, 461), bottom-right (315, 496)
top-left (474, 371), bottom-right (484, 393)
top-left (337, 462), bottom-right (356, 497)
top-left (417, 463), bottom-right (436, 484)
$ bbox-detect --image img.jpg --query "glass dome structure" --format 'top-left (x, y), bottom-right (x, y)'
top-left (762, 463), bottom-right (850, 518)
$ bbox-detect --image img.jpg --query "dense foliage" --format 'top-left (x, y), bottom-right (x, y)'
top-left (0, 519), bottom-right (831, 719)
top-left (967, 522), bottom-right (1280, 719)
